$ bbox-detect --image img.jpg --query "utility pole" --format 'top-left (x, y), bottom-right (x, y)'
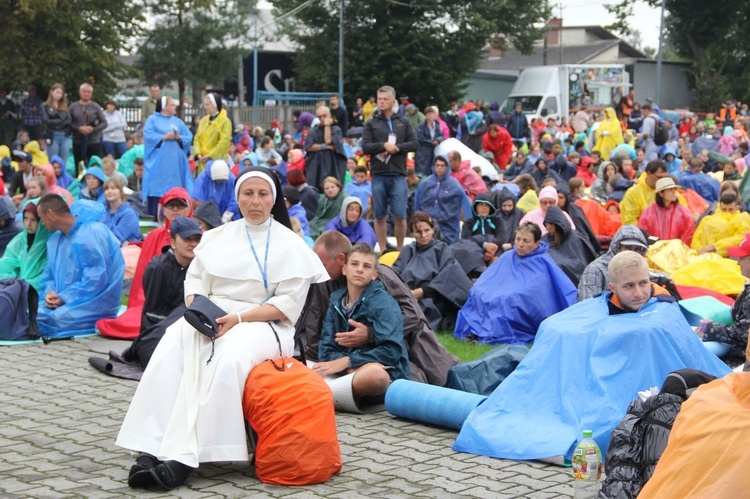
top-left (238, 54), bottom-right (244, 106)
top-left (253, 11), bottom-right (259, 106)
top-left (655, 0), bottom-right (666, 106)
top-left (559, 2), bottom-right (563, 64)
top-left (338, 0), bottom-right (344, 99)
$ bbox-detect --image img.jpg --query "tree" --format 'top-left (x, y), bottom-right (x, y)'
top-left (606, 0), bottom-right (750, 109)
top-left (135, 0), bottom-right (256, 114)
top-left (272, 0), bottom-right (551, 110)
top-left (0, 0), bottom-right (144, 100)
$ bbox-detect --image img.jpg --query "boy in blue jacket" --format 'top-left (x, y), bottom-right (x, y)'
top-left (313, 243), bottom-right (409, 397)
top-left (344, 165), bottom-right (372, 211)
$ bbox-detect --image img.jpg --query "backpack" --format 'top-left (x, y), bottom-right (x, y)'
top-left (0, 277), bottom-right (39, 341)
top-left (651, 115), bottom-right (668, 146)
top-left (243, 356), bottom-right (342, 485)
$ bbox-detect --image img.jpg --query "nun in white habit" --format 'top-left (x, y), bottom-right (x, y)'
top-left (117, 166), bottom-right (329, 491)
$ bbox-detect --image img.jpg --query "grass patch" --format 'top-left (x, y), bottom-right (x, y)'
top-left (437, 331), bottom-right (495, 362)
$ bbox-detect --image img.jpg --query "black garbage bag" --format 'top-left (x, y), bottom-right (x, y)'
top-left (598, 368), bottom-right (717, 498)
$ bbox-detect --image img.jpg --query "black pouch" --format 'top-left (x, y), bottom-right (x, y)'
top-left (184, 295), bottom-right (226, 364)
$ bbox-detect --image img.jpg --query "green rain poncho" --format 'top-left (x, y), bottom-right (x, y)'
top-left (0, 199), bottom-right (50, 291)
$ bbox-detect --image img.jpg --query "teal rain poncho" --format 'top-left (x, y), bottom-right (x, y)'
top-left (0, 199), bottom-right (50, 290)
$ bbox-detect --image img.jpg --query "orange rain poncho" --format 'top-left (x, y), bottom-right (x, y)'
top-left (640, 373), bottom-right (750, 498)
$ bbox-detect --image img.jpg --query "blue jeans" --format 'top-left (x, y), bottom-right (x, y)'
top-left (371, 174), bottom-right (408, 219)
top-left (47, 132), bottom-right (70, 165)
top-left (102, 141), bottom-right (128, 159)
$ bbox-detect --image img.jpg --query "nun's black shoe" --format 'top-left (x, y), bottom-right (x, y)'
top-left (128, 453), bottom-right (159, 488)
top-left (150, 460), bottom-right (193, 491)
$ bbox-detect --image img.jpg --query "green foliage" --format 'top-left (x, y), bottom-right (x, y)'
top-left (272, 0), bottom-right (551, 110)
top-left (135, 0), bottom-right (257, 107)
top-left (606, 0), bottom-right (750, 109)
top-left (0, 0), bottom-right (145, 100)
top-left (436, 331), bottom-right (495, 363)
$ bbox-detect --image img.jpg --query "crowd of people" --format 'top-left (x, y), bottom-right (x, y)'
top-left (1, 80), bottom-right (749, 492)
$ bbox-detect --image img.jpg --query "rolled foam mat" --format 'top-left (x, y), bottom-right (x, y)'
top-left (385, 379), bottom-right (487, 431)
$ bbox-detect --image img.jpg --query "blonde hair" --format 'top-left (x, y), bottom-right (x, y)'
top-left (102, 155), bottom-right (116, 171)
top-left (27, 176), bottom-right (48, 196)
top-left (608, 251), bottom-right (649, 284)
top-left (323, 176), bottom-right (343, 191)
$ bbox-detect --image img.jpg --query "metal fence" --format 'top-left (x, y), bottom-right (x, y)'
top-left (119, 104), bottom-right (316, 135)
top-left (234, 105), bottom-right (317, 134)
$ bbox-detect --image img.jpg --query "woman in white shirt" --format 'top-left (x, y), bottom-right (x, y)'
top-left (102, 100), bottom-right (128, 159)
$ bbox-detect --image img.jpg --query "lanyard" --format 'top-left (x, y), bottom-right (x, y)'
top-left (245, 219), bottom-right (271, 292)
top-left (387, 117), bottom-right (393, 133)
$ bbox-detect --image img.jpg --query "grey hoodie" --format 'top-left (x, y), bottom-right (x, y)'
top-left (577, 225), bottom-right (648, 301)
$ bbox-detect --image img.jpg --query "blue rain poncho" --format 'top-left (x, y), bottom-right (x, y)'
top-left (413, 156), bottom-right (466, 244)
top-left (454, 293), bottom-right (731, 462)
top-left (324, 196), bottom-right (377, 246)
top-left (78, 166), bottom-right (106, 204)
top-left (37, 200), bottom-right (125, 337)
top-left (453, 241), bottom-right (576, 344)
top-left (192, 160), bottom-right (240, 220)
top-left (100, 202), bottom-right (140, 244)
top-left (142, 112), bottom-right (193, 203)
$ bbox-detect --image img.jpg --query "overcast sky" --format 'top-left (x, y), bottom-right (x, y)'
top-left (560, 0), bottom-right (663, 51)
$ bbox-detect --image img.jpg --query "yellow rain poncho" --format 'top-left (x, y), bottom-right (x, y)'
top-left (593, 107), bottom-right (624, 162)
top-left (647, 239), bottom-right (745, 295)
top-left (23, 140), bottom-right (49, 166)
top-left (0, 145), bottom-right (17, 171)
top-left (516, 189), bottom-right (539, 213)
top-left (193, 108), bottom-right (232, 174)
top-left (691, 208), bottom-right (750, 257)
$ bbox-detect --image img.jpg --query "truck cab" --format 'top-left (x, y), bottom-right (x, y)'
top-left (501, 65), bottom-right (629, 123)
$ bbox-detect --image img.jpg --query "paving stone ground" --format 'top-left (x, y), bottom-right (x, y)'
top-left (0, 336), bottom-right (575, 498)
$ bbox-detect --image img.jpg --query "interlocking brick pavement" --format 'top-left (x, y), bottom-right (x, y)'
top-left (0, 337), bottom-right (575, 498)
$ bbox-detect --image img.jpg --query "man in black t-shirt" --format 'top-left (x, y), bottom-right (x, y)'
top-left (330, 94), bottom-right (348, 132)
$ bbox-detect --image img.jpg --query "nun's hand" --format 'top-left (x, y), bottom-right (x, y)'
top-left (215, 313), bottom-right (239, 338)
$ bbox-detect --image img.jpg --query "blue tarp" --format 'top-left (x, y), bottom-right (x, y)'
top-left (453, 241), bottom-right (577, 344)
top-left (453, 294), bottom-right (732, 462)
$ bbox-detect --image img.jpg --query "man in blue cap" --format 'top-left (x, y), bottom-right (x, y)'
top-left (124, 216), bottom-right (203, 368)
top-left (9, 151), bottom-right (33, 205)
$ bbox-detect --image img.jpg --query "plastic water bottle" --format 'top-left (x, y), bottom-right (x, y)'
top-left (572, 430), bottom-right (602, 498)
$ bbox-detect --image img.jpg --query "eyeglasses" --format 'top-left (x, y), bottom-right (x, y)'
top-left (164, 203), bottom-right (188, 210)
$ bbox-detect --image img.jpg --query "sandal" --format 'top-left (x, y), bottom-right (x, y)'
top-left (128, 453), bottom-right (159, 489)
top-left (150, 460), bottom-right (193, 491)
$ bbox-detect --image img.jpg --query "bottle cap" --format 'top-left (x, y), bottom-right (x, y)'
top-left (583, 430), bottom-right (593, 438)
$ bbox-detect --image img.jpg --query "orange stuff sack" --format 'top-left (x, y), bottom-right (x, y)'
top-left (640, 372), bottom-right (750, 498)
top-left (243, 358), bottom-right (342, 485)
top-left (681, 187), bottom-right (709, 218)
top-left (575, 198), bottom-right (622, 237)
